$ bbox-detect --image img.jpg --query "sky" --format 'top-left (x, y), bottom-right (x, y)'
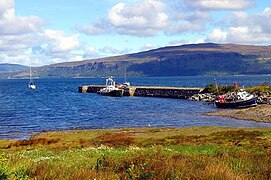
top-left (0, 0), bottom-right (271, 66)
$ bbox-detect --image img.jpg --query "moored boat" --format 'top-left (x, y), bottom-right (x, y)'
top-left (28, 66), bottom-right (36, 90)
top-left (28, 82), bottom-right (36, 90)
top-left (97, 77), bottom-right (124, 97)
top-left (215, 91), bottom-right (257, 108)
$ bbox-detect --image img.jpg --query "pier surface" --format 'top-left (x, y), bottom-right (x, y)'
top-left (78, 85), bottom-right (202, 99)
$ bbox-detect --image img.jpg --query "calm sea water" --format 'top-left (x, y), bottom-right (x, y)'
top-left (1, 75), bottom-right (271, 139)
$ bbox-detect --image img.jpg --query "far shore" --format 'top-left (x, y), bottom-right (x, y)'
top-left (206, 104), bottom-right (271, 122)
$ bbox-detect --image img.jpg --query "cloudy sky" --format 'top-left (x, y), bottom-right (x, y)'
top-left (1, 0), bottom-right (271, 66)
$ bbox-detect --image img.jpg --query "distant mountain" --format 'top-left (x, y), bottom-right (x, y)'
top-left (2, 43), bottom-right (271, 78)
top-left (0, 63), bottom-right (28, 73)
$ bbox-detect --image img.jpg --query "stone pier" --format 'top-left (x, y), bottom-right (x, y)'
top-left (78, 85), bottom-right (202, 99)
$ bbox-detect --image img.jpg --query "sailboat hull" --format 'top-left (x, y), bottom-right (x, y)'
top-left (28, 83), bottom-right (36, 89)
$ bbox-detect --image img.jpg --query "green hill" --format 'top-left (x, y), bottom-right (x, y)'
top-left (2, 43), bottom-right (271, 78)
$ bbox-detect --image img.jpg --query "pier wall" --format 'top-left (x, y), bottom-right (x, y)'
top-left (79, 85), bottom-right (202, 99)
top-left (78, 85), bottom-right (105, 93)
top-left (134, 87), bottom-right (202, 99)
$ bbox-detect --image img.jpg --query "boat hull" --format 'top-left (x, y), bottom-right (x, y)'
top-left (28, 83), bottom-right (36, 90)
top-left (215, 97), bottom-right (257, 108)
top-left (97, 89), bottom-right (124, 97)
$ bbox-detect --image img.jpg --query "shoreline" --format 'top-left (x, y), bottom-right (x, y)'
top-left (205, 104), bottom-right (271, 122)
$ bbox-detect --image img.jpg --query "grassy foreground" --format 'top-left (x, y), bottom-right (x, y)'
top-left (0, 127), bottom-right (271, 179)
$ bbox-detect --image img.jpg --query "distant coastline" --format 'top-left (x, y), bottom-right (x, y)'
top-left (2, 43), bottom-right (271, 78)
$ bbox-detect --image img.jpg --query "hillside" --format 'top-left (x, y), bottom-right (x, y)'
top-left (1, 43), bottom-right (271, 78)
top-left (0, 63), bottom-right (28, 73)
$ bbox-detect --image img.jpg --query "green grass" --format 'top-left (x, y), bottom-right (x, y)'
top-left (246, 83), bottom-right (271, 93)
top-left (0, 127), bottom-right (271, 179)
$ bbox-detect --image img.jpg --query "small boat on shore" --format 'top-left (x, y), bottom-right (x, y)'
top-left (215, 91), bottom-right (257, 108)
top-left (97, 77), bottom-right (124, 97)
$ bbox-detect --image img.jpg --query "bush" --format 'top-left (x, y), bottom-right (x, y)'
top-left (202, 84), bottom-right (218, 94)
top-left (202, 84), bottom-right (237, 94)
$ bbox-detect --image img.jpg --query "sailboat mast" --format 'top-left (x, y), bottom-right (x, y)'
top-left (29, 66), bottom-right (32, 82)
top-left (28, 65), bottom-right (36, 89)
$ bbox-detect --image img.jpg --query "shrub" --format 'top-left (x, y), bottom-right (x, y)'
top-left (202, 84), bottom-right (218, 94)
top-left (202, 84), bottom-right (237, 94)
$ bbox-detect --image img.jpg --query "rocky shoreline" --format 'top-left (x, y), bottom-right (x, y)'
top-left (189, 91), bottom-right (271, 122)
top-left (189, 92), bottom-right (271, 104)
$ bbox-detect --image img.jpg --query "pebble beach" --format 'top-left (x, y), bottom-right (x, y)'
top-left (206, 105), bottom-right (271, 122)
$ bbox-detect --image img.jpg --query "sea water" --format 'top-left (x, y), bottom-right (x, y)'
top-left (0, 75), bottom-right (271, 139)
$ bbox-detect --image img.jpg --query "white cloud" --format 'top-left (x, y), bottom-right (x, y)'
top-left (207, 7), bottom-right (271, 44)
top-left (78, 0), bottom-right (169, 36)
top-left (207, 28), bottom-right (227, 42)
top-left (256, 8), bottom-right (271, 33)
top-left (0, 0), bottom-right (47, 66)
top-left (0, 34), bottom-right (44, 53)
top-left (83, 46), bottom-right (98, 59)
top-left (82, 45), bottom-right (133, 60)
top-left (0, 0), bottom-right (84, 66)
top-left (168, 21), bottom-right (205, 34)
top-left (195, 39), bottom-right (205, 44)
top-left (262, 7), bottom-right (271, 16)
top-left (141, 43), bottom-right (154, 51)
top-left (227, 26), bottom-right (271, 44)
top-left (0, 0), bottom-right (13, 17)
top-left (184, 0), bottom-right (254, 10)
top-left (0, 53), bottom-right (37, 66)
top-left (0, 4), bottom-right (45, 35)
top-left (108, 0), bottom-right (168, 36)
top-left (78, 0), bottom-right (213, 36)
top-left (0, 29), bottom-right (82, 66)
top-left (207, 26), bottom-right (271, 44)
top-left (108, 0), bottom-right (168, 29)
top-left (167, 10), bottom-right (210, 34)
top-left (75, 19), bottom-right (111, 35)
top-left (99, 46), bottom-right (131, 55)
top-left (168, 40), bottom-right (188, 46)
top-left (43, 29), bottom-right (80, 54)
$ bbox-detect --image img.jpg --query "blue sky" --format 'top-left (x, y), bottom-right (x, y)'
top-left (1, 0), bottom-right (271, 66)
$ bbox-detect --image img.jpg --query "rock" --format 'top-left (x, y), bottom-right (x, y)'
top-left (189, 93), bottom-right (216, 102)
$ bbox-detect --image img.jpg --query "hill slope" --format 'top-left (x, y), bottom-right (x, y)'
top-left (2, 43), bottom-right (271, 78)
top-left (0, 63), bottom-right (28, 73)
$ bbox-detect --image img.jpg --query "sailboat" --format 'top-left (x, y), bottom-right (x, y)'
top-left (28, 66), bottom-right (36, 89)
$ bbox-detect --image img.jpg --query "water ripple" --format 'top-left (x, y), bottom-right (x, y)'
top-left (1, 76), bottom-right (271, 139)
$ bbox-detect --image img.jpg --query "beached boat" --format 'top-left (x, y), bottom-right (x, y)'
top-left (97, 77), bottom-right (124, 97)
top-left (215, 91), bottom-right (257, 108)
